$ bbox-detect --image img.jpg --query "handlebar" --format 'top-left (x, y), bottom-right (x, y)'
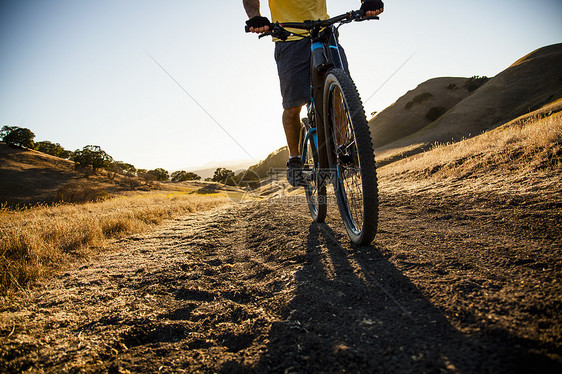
top-left (245, 10), bottom-right (379, 40)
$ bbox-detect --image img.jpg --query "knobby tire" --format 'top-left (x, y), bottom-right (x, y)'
top-left (323, 68), bottom-right (379, 244)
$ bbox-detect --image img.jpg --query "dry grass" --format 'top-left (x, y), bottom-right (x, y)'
top-left (0, 189), bottom-right (231, 296)
top-left (383, 112), bottom-right (561, 179)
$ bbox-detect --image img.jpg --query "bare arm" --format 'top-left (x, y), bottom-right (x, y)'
top-left (243, 0), bottom-right (261, 18)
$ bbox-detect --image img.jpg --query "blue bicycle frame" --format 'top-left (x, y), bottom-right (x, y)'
top-left (301, 26), bottom-right (346, 172)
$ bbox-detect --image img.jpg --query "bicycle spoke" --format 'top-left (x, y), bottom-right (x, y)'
top-left (330, 84), bottom-right (366, 234)
top-left (302, 122), bottom-right (327, 222)
top-left (340, 166), bottom-right (364, 231)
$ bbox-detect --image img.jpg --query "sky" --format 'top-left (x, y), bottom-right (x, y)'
top-left (1, 0), bottom-right (561, 171)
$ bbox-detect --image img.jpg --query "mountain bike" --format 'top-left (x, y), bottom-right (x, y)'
top-left (247, 10), bottom-right (379, 244)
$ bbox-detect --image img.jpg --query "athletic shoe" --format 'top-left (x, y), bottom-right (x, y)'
top-left (286, 157), bottom-right (305, 187)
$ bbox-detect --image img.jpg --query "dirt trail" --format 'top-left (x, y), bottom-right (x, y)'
top-left (1, 182), bottom-right (561, 373)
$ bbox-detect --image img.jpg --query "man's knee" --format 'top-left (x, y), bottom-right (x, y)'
top-left (283, 106), bottom-right (301, 118)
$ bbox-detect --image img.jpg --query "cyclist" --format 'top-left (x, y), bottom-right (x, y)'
top-left (243, 0), bottom-right (384, 186)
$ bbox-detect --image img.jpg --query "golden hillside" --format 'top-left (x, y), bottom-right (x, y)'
top-left (373, 43), bottom-right (562, 165)
top-left (379, 101), bottom-right (561, 191)
top-left (0, 143), bottom-right (79, 206)
top-left (369, 77), bottom-right (477, 148)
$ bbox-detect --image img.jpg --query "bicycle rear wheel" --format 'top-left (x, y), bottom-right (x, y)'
top-left (301, 119), bottom-right (327, 222)
top-left (323, 68), bottom-right (378, 244)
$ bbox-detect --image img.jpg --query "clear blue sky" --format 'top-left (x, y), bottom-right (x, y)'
top-left (1, 0), bottom-right (561, 171)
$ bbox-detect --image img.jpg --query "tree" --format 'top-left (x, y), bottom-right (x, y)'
top-left (171, 170), bottom-right (201, 182)
top-left (72, 145), bottom-right (113, 173)
top-left (425, 107), bottom-right (447, 122)
top-left (211, 168), bottom-right (235, 184)
top-left (187, 172), bottom-right (201, 181)
top-left (35, 141), bottom-right (71, 159)
top-left (110, 161), bottom-right (137, 176)
top-left (1, 125), bottom-right (35, 148)
top-left (147, 168), bottom-right (169, 181)
top-left (233, 170), bottom-right (260, 189)
top-left (137, 169), bottom-right (152, 183)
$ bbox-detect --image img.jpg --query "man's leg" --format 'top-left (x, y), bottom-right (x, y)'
top-left (274, 39), bottom-right (309, 186)
top-left (283, 106), bottom-right (302, 158)
top-left (283, 106), bottom-right (306, 187)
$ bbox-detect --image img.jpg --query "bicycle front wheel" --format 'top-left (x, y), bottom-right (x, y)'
top-left (323, 68), bottom-right (378, 244)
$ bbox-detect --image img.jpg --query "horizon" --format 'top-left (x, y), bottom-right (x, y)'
top-left (1, 0), bottom-right (561, 171)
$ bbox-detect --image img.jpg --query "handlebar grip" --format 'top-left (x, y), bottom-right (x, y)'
top-left (245, 23), bottom-right (274, 33)
top-left (356, 15), bottom-right (380, 22)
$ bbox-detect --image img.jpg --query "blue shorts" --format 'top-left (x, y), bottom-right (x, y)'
top-left (274, 39), bottom-right (349, 109)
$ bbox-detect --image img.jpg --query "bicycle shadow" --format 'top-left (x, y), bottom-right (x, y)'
top-left (247, 223), bottom-right (497, 373)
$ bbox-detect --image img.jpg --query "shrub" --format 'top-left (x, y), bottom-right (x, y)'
top-left (55, 182), bottom-right (108, 203)
top-left (465, 76), bottom-right (490, 92)
top-left (426, 107), bottom-right (447, 122)
top-left (121, 176), bottom-right (142, 190)
top-left (404, 92), bottom-right (433, 110)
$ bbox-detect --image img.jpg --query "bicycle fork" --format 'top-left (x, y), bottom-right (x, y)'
top-left (301, 124), bottom-right (334, 186)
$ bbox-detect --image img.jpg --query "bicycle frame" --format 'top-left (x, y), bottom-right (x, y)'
top-left (306, 26), bottom-right (347, 182)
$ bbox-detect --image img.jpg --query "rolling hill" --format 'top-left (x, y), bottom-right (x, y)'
top-left (0, 143), bottom-right (79, 206)
top-left (371, 43), bottom-right (562, 164)
top-left (248, 146), bottom-right (289, 179)
top-left (369, 76), bottom-right (479, 148)
top-left (189, 160), bottom-right (256, 180)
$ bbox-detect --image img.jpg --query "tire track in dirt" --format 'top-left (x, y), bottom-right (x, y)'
top-left (1, 187), bottom-right (561, 373)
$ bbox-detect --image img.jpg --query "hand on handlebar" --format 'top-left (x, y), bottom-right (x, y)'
top-left (246, 16), bottom-right (271, 33)
top-left (244, 7), bottom-right (381, 39)
top-left (360, 0), bottom-right (384, 17)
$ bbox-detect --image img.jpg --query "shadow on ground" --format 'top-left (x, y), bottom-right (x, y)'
top-left (223, 222), bottom-right (554, 373)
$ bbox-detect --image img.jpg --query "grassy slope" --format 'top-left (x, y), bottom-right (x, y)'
top-left (0, 143), bottom-right (146, 207)
top-left (369, 77), bottom-right (474, 148)
top-left (0, 143), bottom-right (79, 206)
top-left (374, 43), bottom-right (562, 164)
top-left (0, 145), bottom-right (242, 295)
top-left (249, 146), bottom-right (288, 178)
top-left (0, 186), bottom-right (232, 296)
top-left (378, 103), bottom-right (561, 196)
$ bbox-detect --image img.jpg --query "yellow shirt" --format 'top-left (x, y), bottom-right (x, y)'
top-left (269, 0), bottom-right (329, 41)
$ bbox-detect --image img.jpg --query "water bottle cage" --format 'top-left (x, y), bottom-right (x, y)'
top-left (311, 43), bottom-right (334, 73)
